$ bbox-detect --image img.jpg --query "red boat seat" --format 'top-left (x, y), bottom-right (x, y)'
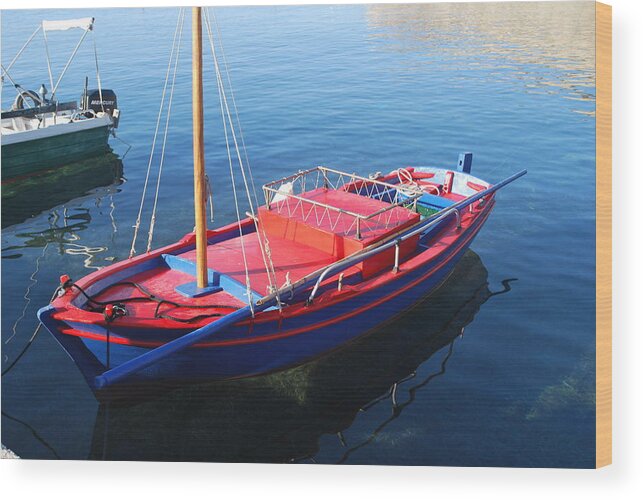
top-left (259, 187), bottom-right (420, 278)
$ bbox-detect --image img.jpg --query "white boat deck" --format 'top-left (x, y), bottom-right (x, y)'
top-left (1, 111), bottom-right (75, 134)
top-left (1, 111), bottom-right (112, 145)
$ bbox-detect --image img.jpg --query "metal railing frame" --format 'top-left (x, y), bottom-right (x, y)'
top-left (256, 168), bottom-right (527, 307)
top-left (262, 166), bottom-right (424, 238)
top-left (306, 206), bottom-right (462, 304)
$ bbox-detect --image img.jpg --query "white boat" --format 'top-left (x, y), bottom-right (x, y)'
top-left (1, 17), bottom-right (120, 180)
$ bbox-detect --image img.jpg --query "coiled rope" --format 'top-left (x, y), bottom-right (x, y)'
top-left (68, 279), bottom-right (239, 324)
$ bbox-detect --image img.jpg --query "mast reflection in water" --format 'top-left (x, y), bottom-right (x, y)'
top-left (90, 250), bottom-right (512, 463)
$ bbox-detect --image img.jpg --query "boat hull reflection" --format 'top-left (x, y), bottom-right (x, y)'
top-left (1, 151), bottom-right (123, 229)
top-left (89, 250), bottom-right (509, 463)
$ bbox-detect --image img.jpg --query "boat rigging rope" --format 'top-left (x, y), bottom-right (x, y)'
top-left (146, 9), bottom-right (186, 253)
top-left (129, 8), bottom-right (185, 258)
top-left (208, 10), bottom-right (262, 209)
top-left (204, 9), bottom-right (282, 309)
top-left (205, 174), bottom-right (215, 222)
top-left (204, 11), bottom-right (260, 313)
top-left (206, 9), bottom-right (282, 301)
top-left (210, 49), bottom-right (254, 313)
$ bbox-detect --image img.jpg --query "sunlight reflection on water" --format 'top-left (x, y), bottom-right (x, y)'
top-left (367, 1), bottom-right (595, 113)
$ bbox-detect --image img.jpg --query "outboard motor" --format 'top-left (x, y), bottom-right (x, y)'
top-left (82, 89), bottom-right (119, 128)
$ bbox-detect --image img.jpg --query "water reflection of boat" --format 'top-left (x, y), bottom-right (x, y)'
top-left (1, 150), bottom-right (123, 229)
top-left (89, 250), bottom-right (512, 463)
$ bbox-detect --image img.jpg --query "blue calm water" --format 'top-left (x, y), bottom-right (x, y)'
top-left (1, 2), bottom-right (596, 467)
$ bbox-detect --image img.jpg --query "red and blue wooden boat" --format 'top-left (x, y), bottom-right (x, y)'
top-left (37, 8), bottom-right (525, 391)
top-left (38, 164), bottom-right (524, 390)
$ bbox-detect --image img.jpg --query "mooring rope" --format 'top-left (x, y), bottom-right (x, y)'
top-left (1, 410), bottom-right (61, 459)
top-left (4, 243), bottom-right (49, 347)
top-left (2, 285), bottom-right (60, 378)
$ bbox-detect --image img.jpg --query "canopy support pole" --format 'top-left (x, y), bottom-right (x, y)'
top-left (42, 28), bottom-right (55, 96)
top-left (51, 28), bottom-right (90, 98)
top-left (5, 25), bottom-right (41, 74)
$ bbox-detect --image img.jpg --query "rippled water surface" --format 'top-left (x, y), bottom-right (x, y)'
top-left (1, 2), bottom-right (596, 467)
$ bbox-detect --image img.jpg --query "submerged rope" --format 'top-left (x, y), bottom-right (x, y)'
top-left (1, 410), bottom-right (61, 459)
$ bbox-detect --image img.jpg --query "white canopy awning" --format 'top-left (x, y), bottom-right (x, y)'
top-left (42, 17), bottom-right (94, 32)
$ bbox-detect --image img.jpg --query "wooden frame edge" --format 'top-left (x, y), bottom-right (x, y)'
top-left (595, 0), bottom-right (612, 469)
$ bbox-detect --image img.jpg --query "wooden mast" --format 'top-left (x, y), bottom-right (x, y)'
top-left (192, 6), bottom-right (208, 289)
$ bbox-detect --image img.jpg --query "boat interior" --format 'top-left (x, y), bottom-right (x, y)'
top-left (1, 110), bottom-right (80, 134)
top-left (69, 166), bottom-right (490, 325)
top-left (1, 100), bottom-right (81, 134)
